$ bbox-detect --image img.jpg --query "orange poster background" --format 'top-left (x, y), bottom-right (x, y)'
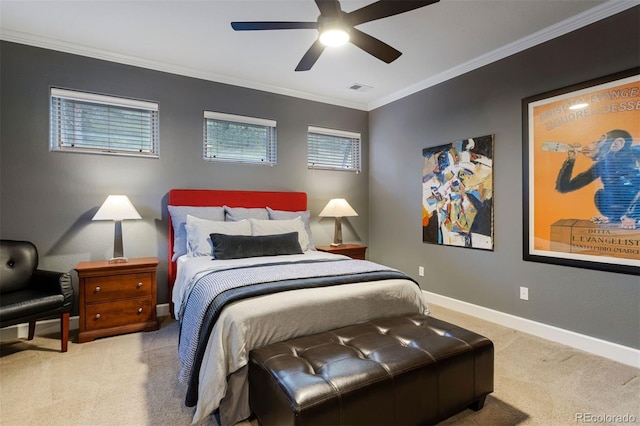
top-left (530, 75), bottom-right (640, 253)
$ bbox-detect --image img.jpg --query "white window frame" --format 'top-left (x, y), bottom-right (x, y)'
top-left (50, 88), bottom-right (159, 158)
top-left (307, 126), bottom-right (361, 172)
top-left (203, 111), bottom-right (277, 166)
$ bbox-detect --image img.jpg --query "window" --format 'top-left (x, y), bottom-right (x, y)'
top-left (307, 126), bottom-right (361, 172)
top-left (203, 111), bottom-right (277, 165)
top-left (50, 88), bottom-right (159, 158)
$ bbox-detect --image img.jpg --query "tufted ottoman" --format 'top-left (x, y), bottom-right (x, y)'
top-left (249, 313), bottom-right (494, 426)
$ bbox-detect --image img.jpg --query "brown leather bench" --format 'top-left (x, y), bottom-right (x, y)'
top-left (249, 313), bottom-right (494, 425)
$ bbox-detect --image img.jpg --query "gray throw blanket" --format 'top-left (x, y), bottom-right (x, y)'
top-left (178, 258), bottom-right (417, 407)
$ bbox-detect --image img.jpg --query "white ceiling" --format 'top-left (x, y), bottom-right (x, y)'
top-left (1, 0), bottom-right (635, 111)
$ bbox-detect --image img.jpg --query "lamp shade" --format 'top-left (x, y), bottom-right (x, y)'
top-left (92, 195), bottom-right (141, 221)
top-left (319, 198), bottom-right (358, 218)
top-left (319, 198), bottom-right (357, 246)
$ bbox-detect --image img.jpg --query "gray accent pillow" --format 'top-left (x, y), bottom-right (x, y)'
top-left (224, 206), bottom-right (269, 222)
top-left (267, 207), bottom-right (315, 250)
top-left (168, 206), bottom-right (225, 261)
top-left (209, 232), bottom-right (303, 260)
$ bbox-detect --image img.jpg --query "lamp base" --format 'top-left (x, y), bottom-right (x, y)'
top-left (332, 217), bottom-right (344, 247)
top-left (108, 257), bottom-right (129, 264)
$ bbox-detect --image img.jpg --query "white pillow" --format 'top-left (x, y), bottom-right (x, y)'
top-left (167, 206), bottom-right (225, 261)
top-left (267, 207), bottom-right (315, 250)
top-left (249, 217), bottom-right (310, 252)
top-left (185, 215), bottom-right (251, 257)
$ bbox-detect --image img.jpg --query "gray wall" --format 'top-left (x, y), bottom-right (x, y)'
top-left (0, 42), bottom-right (369, 305)
top-left (368, 8), bottom-right (640, 349)
top-left (2, 8), bottom-right (638, 349)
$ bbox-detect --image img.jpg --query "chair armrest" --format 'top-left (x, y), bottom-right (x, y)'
top-left (31, 270), bottom-right (74, 311)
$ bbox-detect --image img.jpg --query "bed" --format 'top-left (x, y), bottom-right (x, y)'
top-left (167, 189), bottom-right (429, 425)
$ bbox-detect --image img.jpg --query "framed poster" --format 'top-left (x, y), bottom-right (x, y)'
top-left (422, 134), bottom-right (494, 250)
top-left (522, 68), bottom-right (640, 275)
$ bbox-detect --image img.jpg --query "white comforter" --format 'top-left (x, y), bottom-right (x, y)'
top-left (172, 251), bottom-right (345, 320)
top-left (173, 252), bottom-right (430, 425)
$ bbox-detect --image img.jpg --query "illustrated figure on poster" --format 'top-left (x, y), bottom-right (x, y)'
top-left (552, 129), bottom-right (640, 229)
top-left (422, 136), bottom-right (493, 249)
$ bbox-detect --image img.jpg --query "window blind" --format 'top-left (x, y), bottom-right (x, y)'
top-left (203, 111), bottom-right (277, 165)
top-left (50, 88), bottom-right (159, 158)
top-left (307, 126), bottom-right (361, 172)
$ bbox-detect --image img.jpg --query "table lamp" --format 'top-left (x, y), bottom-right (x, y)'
top-left (92, 195), bottom-right (141, 263)
top-left (319, 198), bottom-right (358, 246)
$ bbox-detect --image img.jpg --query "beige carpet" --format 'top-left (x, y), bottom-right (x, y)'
top-left (1, 304), bottom-right (638, 426)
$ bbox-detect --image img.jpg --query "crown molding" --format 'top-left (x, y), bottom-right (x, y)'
top-left (0, 29), bottom-right (369, 111)
top-left (367, 0), bottom-right (640, 110)
top-left (1, 1), bottom-right (637, 112)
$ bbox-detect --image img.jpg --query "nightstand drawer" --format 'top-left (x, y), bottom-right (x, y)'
top-left (84, 298), bottom-right (154, 331)
top-left (85, 273), bottom-right (153, 303)
top-left (336, 247), bottom-right (366, 259)
top-left (316, 244), bottom-right (367, 260)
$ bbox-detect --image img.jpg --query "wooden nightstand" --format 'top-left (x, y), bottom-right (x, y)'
top-left (75, 257), bottom-right (159, 343)
top-left (316, 244), bottom-right (367, 260)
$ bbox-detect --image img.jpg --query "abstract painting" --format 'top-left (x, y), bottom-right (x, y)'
top-left (422, 135), bottom-right (494, 250)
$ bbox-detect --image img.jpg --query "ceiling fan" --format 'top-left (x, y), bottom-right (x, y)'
top-left (231, 0), bottom-right (440, 71)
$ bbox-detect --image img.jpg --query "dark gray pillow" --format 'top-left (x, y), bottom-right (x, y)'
top-left (209, 232), bottom-right (303, 259)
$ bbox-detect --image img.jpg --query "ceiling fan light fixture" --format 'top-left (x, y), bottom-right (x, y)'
top-left (231, 0), bottom-right (441, 70)
top-left (319, 27), bottom-right (350, 47)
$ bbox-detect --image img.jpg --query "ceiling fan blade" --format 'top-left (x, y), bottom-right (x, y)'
top-left (231, 21), bottom-right (318, 31)
top-left (314, 0), bottom-right (342, 18)
top-left (349, 28), bottom-right (401, 63)
top-left (295, 40), bottom-right (326, 71)
top-left (346, 0), bottom-right (439, 26)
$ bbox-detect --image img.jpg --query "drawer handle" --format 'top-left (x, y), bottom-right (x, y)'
top-left (138, 307), bottom-right (143, 313)
top-left (95, 313), bottom-right (101, 319)
top-left (95, 286), bottom-right (101, 292)
top-left (137, 282), bottom-right (143, 288)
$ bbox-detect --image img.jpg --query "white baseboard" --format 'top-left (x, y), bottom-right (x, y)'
top-left (4, 298), bottom-right (638, 369)
top-left (0, 316), bottom-right (80, 340)
top-left (424, 290), bottom-right (640, 369)
top-left (157, 303), bottom-right (171, 318)
top-left (0, 303), bottom-right (173, 341)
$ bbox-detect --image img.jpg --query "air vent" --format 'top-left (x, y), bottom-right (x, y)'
top-left (348, 83), bottom-right (373, 93)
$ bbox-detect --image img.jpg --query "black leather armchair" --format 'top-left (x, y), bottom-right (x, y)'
top-left (0, 240), bottom-right (74, 352)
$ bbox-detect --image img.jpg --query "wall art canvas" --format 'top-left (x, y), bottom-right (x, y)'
top-left (522, 68), bottom-right (640, 275)
top-left (422, 135), bottom-right (494, 250)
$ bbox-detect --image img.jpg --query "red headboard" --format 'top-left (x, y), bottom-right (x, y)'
top-left (167, 189), bottom-right (307, 309)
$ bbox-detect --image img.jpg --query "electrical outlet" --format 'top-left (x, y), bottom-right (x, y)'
top-left (418, 266), bottom-right (425, 277)
top-left (520, 286), bottom-right (529, 301)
